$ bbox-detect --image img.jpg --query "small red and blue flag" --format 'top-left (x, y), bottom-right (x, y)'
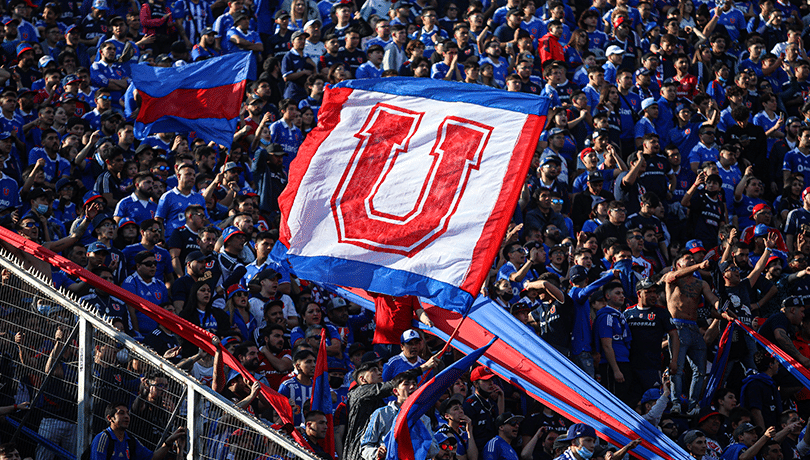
top-left (311, 327), bottom-right (335, 459)
top-left (124, 52), bottom-right (256, 148)
top-left (385, 338), bottom-right (495, 460)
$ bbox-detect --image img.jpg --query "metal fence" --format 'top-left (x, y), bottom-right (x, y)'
top-left (0, 249), bottom-right (319, 460)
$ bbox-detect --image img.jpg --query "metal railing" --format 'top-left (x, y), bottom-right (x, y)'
top-left (0, 249), bottom-right (319, 460)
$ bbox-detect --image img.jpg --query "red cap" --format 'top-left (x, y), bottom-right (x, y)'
top-left (750, 203), bottom-right (771, 218)
top-left (470, 366), bottom-right (496, 382)
top-left (803, 187), bottom-right (810, 201)
top-left (613, 16), bottom-right (626, 28)
top-left (579, 147), bottom-right (594, 162)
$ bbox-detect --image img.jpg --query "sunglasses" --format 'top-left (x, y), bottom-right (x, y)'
top-left (661, 423), bottom-right (676, 429)
top-left (98, 95), bottom-right (112, 100)
top-left (140, 261), bottom-right (156, 267)
top-left (234, 292), bottom-right (248, 297)
top-left (439, 443), bottom-right (456, 451)
top-left (21, 221), bottom-right (37, 228)
top-left (551, 198), bottom-right (563, 204)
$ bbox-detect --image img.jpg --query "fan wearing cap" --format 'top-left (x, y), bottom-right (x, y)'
top-left (80, 264), bottom-right (131, 329)
top-left (122, 250), bottom-right (169, 335)
top-left (120, 218), bottom-right (169, 276)
top-left (480, 411), bottom-right (523, 460)
top-left (281, 29), bottom-right (317, 101)
top-left (191, 27), bottom-right (221, 61)
top-left (758, 296), bottom-right (810, 368)
top-left (380, 329), bottom-right (429, 381)
top-left (723, 422), bottom-right (782, 460)
top-left (155, 163), bottom-right (209, 239)
top-left (464, 366), bottom-right (505, 448)
top-left (224, 11), bottom-right (263, 54)
top-left (571, 145), bottom-right (626, 195)
top-left (435, 394), bottom-right (477, 460)
top-left (360, 369), bottom-right (438, 460)
top-left (784, 182), bottom-right (810, 252)
top-left (535, 149), bottom-right (572, 206)
top-left (555, 423), bottom-right (598, 460)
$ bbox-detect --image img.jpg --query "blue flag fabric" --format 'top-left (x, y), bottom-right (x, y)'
top-left (124, 52), bottom-right (256, 147)
top-left (385, 338), bottom-right (496, 460)
top-left (701, 321), bottom-right (734, 408)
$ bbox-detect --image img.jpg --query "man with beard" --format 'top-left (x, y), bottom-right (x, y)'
top-left (114, 172), bottom-right (158, 224)
top-left (27, 128), bottom-right (68, 188)
top-left (233, 342), bottom-right (269, 386)
top-left (257, 323), bottom-right (292, 390)
top-left (171, 250), bottom-right (212, 311)
top-left (11, 43), bottom-right (40, 90)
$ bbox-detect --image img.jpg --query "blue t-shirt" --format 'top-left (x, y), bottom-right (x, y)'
top-left (496, 261), bottom-right (523, 304)
top-left (483, 435), bottom-right (519, 460)
top-left (783, 148), bottom-right (810, 188)
top-left (688, 142), bottom-right (719, 167)
top-left (355, 62), bottom-right (383, 79)
top-left (269, 119), bottom-right (304, 171)
top-left (382, 352), bottom-right (425, 381)
top-left (122, 273), bottom-right (168, 334)
top-left (594, 306), bottom-right (632, 364)
top-left (90, 428), bottom-right (152, 460)
top-left (114, 193), bottom-right (157, 224)
top-left (155, 188), bottom-right (208, 238)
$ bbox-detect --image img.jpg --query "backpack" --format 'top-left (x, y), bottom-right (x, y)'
top-left (80, 429), bottom-right (138, 460)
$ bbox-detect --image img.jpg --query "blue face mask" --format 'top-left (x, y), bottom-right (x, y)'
top-left (578, 447), bottom-right (594, 459)
top-left (35, 204), bottom-right (48, 214)
top-left (259, 138), bottom-right (271, 146)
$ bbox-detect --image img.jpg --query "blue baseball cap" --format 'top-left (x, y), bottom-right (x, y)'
top-left (568, 265), bottom-right (588, 284)
top-left (15, 42), bottom-right (32, 57)
top-left (0, 131), bottom-right (11, 141)
top-left (559, 423), bottom-right (597, 442)
top-left (82, 190), bottom-right (104, 207)
top-left (686, 239), bottom-right (705, 253)
top-left (640, 388), bottom-right (662, 405)
top-left (222, 226), bottom-right (246, 243)
top-left (753, 223), bottom-right (771, 238)
top-left (86, 241), bottom-right (110, 253)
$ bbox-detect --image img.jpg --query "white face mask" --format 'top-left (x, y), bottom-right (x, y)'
top-left (578, 446), bottom-right (594, 459)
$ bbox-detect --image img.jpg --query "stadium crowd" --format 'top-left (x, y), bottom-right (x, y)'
top-left (6, 0), bottom-right (810, 457)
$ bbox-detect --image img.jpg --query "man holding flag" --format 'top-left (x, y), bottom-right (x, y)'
top-left (344, 357), bottom-right (438, 460)
top-left (360, 371), bottom-right (436, 460)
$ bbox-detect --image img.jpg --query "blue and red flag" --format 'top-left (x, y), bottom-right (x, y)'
top-left (385, 338), bottom-right (496, 460)
top-left (733, 319), bottom-right (810, 389)
top-left (701, 320), bottom-right (734, 408)
top-left (124, 52), bottom-right (256, 148)
top-left (310, 327), bottom-right (335, 459)
top-left (321, 284), bottom-right (692, 460)
top-left (272, 78), bottom-right (548, 313)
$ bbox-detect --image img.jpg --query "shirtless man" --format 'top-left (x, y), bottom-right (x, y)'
top-left (664, 252), bottom-right (736, 415)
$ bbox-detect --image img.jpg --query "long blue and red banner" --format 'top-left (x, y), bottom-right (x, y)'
top-left (701, 319), bottom-right (810, 396)
top-left (323, 284), bottom-right (691, 460)
top-left (125, 52), bottom-right (256, 147)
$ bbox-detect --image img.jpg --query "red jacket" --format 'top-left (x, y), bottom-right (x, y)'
top-left (537, 32), bottom-right (564, 67)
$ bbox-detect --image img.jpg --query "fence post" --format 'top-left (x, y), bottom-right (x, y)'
top-left (77, 316), bottom-right (94, 457)
top-left (186, 386), bottom-right (199, 459)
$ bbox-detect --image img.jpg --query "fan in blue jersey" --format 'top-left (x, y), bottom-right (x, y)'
top-left (279, 349), bottom-right (316, 426)
top-left (155, 163), bottom-right (208, 238)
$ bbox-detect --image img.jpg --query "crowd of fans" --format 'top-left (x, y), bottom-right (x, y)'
top-left (6, 0), bottom-right (810, 457)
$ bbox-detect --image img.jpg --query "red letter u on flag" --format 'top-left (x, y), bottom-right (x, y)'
top-left (331, 103), bottom-right (493, 257)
